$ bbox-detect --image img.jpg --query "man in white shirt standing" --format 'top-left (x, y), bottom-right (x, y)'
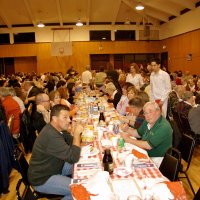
top-left (81, 65), bottom-right (92, 85)
top-left (150, 58), bottom-right (171, 118)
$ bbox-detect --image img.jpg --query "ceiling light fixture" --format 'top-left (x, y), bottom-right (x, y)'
top-left (76, 19), bottom-right (83, 27)
top-left (136, 3), bottom-right (144, 10)
top-left (37, 21), bottom-right (45, 28)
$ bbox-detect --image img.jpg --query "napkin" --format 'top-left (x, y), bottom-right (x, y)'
top-left (151, 182), bottom-right (174, 200)
top-left (101, 139), bottom-right (113, 147)
top-left (112, 179), bottom-right (142, 200)
top-left (85, 171), bottom-right (114, 200)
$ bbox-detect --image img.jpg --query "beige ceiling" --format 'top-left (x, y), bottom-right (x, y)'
top-left (0, 0), bottom-right (199, 29)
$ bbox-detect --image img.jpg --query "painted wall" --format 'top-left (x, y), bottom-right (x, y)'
top-left (161, 29), bottom-right (200, 74)
top-left (160, 6), bottom-right (200, 40)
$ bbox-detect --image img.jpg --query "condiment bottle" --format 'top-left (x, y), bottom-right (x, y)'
top-left (103, 149), bottom-right (113, 174)
top-left (99, 112), bottom-right (105, 122)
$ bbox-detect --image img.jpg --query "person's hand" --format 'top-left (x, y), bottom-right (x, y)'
top-left (159, 101), bottom-right (163, 106)
top-left (37, 104), bottom-right (46, 113)
top-left (121, 123), bottom-right (129, 132)
top-left (73, 124), bottom-right (84, 137)
top-left (24, 98), bottom-right (29, 105)
top-left (120, 132), bottom-right (130, 143)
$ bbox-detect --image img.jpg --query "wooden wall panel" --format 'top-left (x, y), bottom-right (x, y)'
top-left (161, 29), bottom-right (200, 74)
top-left (36, 41), bottom-right (160, 74)
top-left (2, 35), bottom-right (200, 75)
top-left (14, 57), bottom-right (37, 73)
top-left (0, 44), bottom-right (37, 57)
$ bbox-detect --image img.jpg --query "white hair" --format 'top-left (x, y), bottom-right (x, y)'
top-left (143, 101), bottom-right (160, 111)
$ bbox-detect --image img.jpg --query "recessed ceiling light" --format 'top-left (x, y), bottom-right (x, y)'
top-left (37, 21), bottom-right (45, 28)
top-left (76, 19), bottom-right (83, 27)
top-left (136, 3), bottom-right (144, 10)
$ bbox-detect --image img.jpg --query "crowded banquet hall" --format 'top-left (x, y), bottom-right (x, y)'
top-left (0, 0), bottom-right (200, 199)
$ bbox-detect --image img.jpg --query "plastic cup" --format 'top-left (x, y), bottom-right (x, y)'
top-left (98, 129), bottom-right (103, 141)
top-left (111, 137), bottom-right (118, 147)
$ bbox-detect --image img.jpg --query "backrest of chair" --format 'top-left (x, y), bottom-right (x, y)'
top-left (14, 152), bottom-right (29, 185)
top-left (169, 119), bottom-right (183, 148)
top-left (178, 134), bottom-right (195, 171)
top-left (16, 179), bottom-right (37, 200)
top-left (27, 103), bottom-right (33, 116)
top-left (159, 149), bottom-right (180, 181)
top-left (193, 187), bottom-right (200, 200)
top-left (7, 114), bottom-right (14, 133)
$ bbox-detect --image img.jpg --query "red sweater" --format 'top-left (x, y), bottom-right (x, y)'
top-left (2, 96), bottom-right (21, 135)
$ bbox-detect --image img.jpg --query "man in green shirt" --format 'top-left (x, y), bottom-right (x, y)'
top-left (121, 102), bottom-right (172, 157)
top-left (28, 104), bottom-right (83, 200)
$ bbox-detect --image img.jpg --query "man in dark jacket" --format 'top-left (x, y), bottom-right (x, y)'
top-left (28, 104), bottom-right (83, 199)
top-left (23, 81), bottom-right (41, 106)
top-left (31, 93), bottom-right (50, 133)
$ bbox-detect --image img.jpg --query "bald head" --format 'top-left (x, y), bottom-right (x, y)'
top-left (36, 93), bottom-right (50, 110)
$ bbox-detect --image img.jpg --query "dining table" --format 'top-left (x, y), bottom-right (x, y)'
top-left (71, 90), bottom-right (188, 200)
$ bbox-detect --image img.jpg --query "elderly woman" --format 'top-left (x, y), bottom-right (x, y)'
top-left (106, 82), bottom-right (122, 109)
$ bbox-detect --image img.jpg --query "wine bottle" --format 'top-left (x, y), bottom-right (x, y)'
top-left (99, 112), bottom-right (105, 122)
top-left (103, 149), bottom-right (113, 174)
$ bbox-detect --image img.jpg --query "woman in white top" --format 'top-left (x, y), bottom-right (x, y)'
top-left (126, 63), bottom-right (144, 90)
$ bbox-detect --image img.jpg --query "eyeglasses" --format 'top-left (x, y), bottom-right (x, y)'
top-left (144, 111), bottom-right (155, 115)
top-left (43, 100), bottom-right (50, 102)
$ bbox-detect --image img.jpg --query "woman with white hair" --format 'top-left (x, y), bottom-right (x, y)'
top-left (106, 82), bottom-right (122, 108)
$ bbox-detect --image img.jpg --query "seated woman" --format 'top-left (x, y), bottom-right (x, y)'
top-left (49, 90), bottom-right (61, 107)
top-left (57, 87), bottom-right (71, 108)
top-left (106, 82), bottom-right (122, 109)
top-left (116, 82), bottom-right (133, 115)
top-left (67, 82), bottom-right (75, 104)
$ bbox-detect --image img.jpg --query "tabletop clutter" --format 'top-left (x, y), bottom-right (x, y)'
top-left (70, 92), bottom-right (187, 200)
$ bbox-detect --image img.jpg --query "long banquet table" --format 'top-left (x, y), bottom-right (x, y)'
top-left (71, 92), bottom-right (187, 200)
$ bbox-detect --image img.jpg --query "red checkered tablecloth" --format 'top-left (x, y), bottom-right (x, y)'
top-left (73, 132), bottom-right (164, 182)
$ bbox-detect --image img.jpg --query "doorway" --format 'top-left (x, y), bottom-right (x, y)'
top-left (161, 52), bottom-right (168, 71)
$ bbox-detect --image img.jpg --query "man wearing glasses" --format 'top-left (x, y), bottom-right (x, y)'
top-left (31, 93), bottom-right (51, 133)
top-left (121, 102), bottom-right (172, 157)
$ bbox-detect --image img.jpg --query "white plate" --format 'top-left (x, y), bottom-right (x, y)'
top-left (81, 147), bottom-right (99, 157)
top-left (114, 167), bottom-right (132, 177)
top-left (101, 139), bottom-right (113, 147)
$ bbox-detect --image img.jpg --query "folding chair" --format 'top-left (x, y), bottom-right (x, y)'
top-left (178, 134), bottom-right (196, 195)
top-left (16, 178), bottom-right (37, 200)
top-left (193, 187), bottom-right (200, 200)
top-left (159, 147), bottom-right (181, 181)
top-left (14, 151), bottom-right (64, 199)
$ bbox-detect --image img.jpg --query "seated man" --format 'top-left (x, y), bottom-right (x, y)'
top-left (167, 85), bottom-right (186, 120)
top-left (31, 93), bottom-right (51, 133)
top-left (175, 91), bottom-right (195, 132)
top-left (121, 102), bottom-right (172, 157)
top-left (188, 94), bottom-right (200, 136)
top-left (22, 81), bottom-right (41, 106)
top-left (121, 97), bottom-right (146, 130)
top-left (28, 104), bottom-right (83, 199)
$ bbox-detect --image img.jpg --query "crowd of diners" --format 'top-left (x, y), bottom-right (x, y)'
top-left (0, 58), bottom-right (200, 199)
